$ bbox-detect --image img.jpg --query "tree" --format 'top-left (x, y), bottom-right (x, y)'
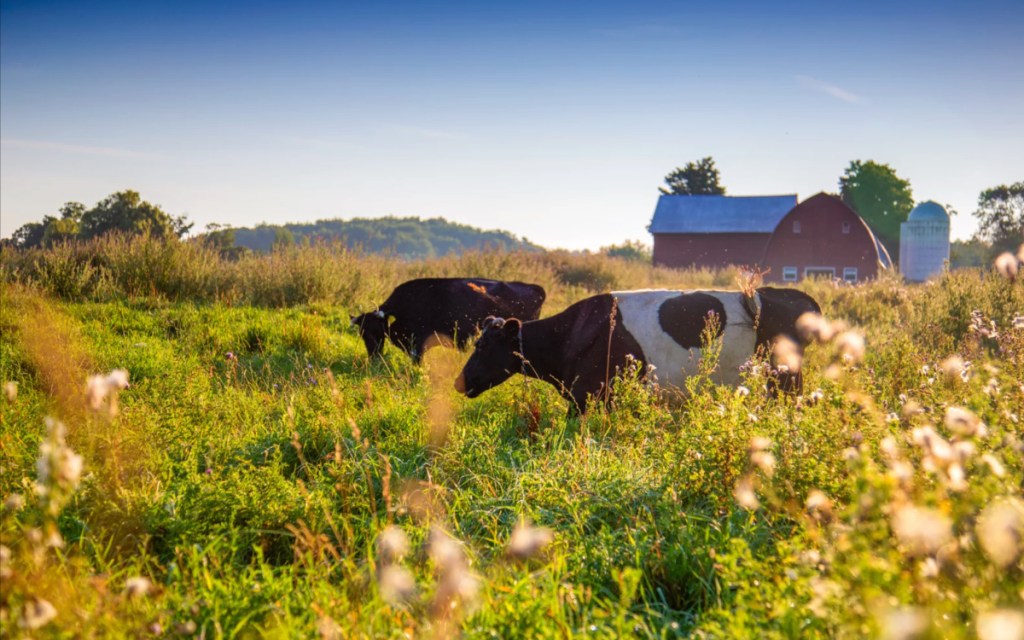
top-left (602, 240), bottom-right (652, 262)
top-left (972, 182), bottom-right (1024, 255)
top-left (79, 190), bottom-right (192, 240)
top-left (659, 157), bottom-right (726, 195)
top-left (839, 160), bottom-right (914, 262)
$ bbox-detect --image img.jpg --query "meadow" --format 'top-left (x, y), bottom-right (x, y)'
top-left (1, 236), bottom-right (1022, 638)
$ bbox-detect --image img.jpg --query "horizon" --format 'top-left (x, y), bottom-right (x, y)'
top-left (2, 0), bottom-right (1022, 250)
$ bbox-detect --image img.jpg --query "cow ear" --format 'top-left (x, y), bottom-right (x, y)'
top-left (502, 318), bottom-right (522, 336)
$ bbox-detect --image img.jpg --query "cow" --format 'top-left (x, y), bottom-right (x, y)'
top-left (350, 278), bottom-right (547, 364)
top-left (454, 287), bottom-right (821, 413)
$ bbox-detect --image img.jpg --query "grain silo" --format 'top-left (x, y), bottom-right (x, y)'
top-left (899, 201), bottom-right (950, 282)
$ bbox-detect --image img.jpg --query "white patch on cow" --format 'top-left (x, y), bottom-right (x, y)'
top-left (613, 290), bottom-right (757, 392)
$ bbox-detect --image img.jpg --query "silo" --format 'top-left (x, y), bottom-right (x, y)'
top-left (899, 201), bottom-right (950, 282)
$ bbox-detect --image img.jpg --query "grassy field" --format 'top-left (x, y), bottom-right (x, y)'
top-left (1, 238), bottom-right (1023, 638)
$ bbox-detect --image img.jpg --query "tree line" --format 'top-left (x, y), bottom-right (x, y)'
top-left (659, 157), bottom-right (1022, 262)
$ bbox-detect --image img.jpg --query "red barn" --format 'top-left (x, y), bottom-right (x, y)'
top-left (760, 193), bottom-right (892, 284)
top-left (649, 195), bottom-right (798, 269)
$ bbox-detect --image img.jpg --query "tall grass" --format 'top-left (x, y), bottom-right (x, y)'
top-left (1, 241), bottom-right (1022, 637)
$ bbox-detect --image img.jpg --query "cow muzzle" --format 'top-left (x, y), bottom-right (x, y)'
top-left (454, 373), bottom-right (467, 395)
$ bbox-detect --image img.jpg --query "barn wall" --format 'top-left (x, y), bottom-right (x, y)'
top-left (760, 195), bottom-right (881, 283)
top-left (652, 233), bottom-right (771, 269)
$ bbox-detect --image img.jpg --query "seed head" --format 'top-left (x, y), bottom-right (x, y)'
top-left (376, 525), bottom-right (410, 565)
top-left (125, 576), bottom-right (153, 598)
top-left (3, 381), bottom-right (16, 402)
top-left (891, 505), bottom-right (953, 557)
top-left (20, 598), bottom-right (57, 630)
top-left (506, 521), bottom-right (554, 560)
top-left (976, 497), bottom-right (1024, 569)
top-left (378, 564), bottom-right (417, 606)
top-left (734, 476), bottom-right (759, 511)
top-left (835, 331), bottom-right (865, 364)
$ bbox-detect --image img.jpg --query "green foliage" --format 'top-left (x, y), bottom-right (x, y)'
top-left (659, 157), bottom-right (726, 196)
top-left (972, 181), bottom-right (1024, 254)
top-left (840, 160), bottom-right (914, 261)
top-left (1, 251), bottom-right (1022, 636)
top-left (601, 240), bottom-right (651, 263)
top-left (950, 238), bottom-right (991, 268)
top-left (80, 190), bottom-right (191, 240)
top-left (228, 216), bottom-right (540, 259)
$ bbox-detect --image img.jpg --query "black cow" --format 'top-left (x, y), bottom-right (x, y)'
top-left (454, 287), bottom-right (821, 412)
top-left (350, 278), bottom-right (546, 363)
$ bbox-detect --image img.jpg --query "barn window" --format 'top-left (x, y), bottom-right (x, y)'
top-left (843, 267), bottom-right (858, 282)
top-left (842, 221), bottom-right (851, 234)
top-left (782, 266), bottom-right (798, 282)
top-left (804, 267), bottom-right (835, 280)
top-left (793, 221), bottom-right (801, 234)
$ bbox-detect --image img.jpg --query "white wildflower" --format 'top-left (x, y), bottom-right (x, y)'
top-left (946, 463), bottom-right (967, 492)
top-left (977, 609), bottom-right (1024, 640)
top-left (85, 369), bottom-right (131, 414)
top-left (918, 557), bottom-right (940, 579)
top-left (749, 436), bottom-right (772, 452)
top-left (3, 381), bottom-right (16, 402)
top-left (376, 525), bottom-right (410, 565)
top-left (880, 436), bottom-right (899, 458)
top-left (125, 576), bottom-right (153, 598)
top-left (881, 607), bottom-right (928, 640)
top-left (20, 598), bottom-right (57, 630)
top-left (994, 252), bottom-right (1019, 280)
top-left (428, 526), bottom-right (468, 572)
top-left (976, 497), bottom-right (1024, 569)
top-left (506, 521), bottom-right (554, 560)
top-left (0, 544), bottom-right (11, 580)
top-left (982, 453), bottom-right (1006, 478)
top-left (796, 312), bottom-right (835, 343)
top-left (938, 355), bottom-right (965, 379)
top-left (836, 331), bottom-right (865, 364)
top-left (944, 406), bottom-right (984, 437)
top-left (808, 389), bottom-right (824, 404)
top-left (4, 493), bottom-right (25, 512)
top-left (735, 386), bottom-right (750, 398)
top-left (378, 564), bottom-right (417, 606)
top-left (734, 476), bottom-right (759, 510)
top-left (891, 505), bottom-right (953, 557)
top-left (772, 336), bottom-right (802, 373)
top-left (750, 451), bottom-right (776, 476)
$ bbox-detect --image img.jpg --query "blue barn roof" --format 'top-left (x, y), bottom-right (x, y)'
top-left (649, 194), bottom-right (798, 234)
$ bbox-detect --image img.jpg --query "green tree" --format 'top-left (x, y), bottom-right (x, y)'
top-left (972, 182), bottom-right (1023, 255)
top-left (839, 160), bottom-right (914, 262)
top-left (659, 157), bottom-right (726, 195)
top-left (11, 221), bottom-right (48, 248)
top-left (79, 190), bottom-right (192, 240)
top-left (602, 240), bottom-right (652, 262)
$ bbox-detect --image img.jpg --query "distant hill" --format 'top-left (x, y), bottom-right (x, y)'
top-left (228, 216), bottom-right (542, 259)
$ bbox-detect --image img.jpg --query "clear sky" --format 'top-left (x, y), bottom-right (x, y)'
top-left (2, 0), bottom-right (1022, 249)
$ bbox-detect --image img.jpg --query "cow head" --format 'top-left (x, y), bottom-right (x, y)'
top-left (350, 310), bottom-right (389, 358)
top-left (454, 316), bottom-right (522, 398)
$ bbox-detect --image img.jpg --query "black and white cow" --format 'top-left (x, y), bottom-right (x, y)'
top-left (350, 278), bottom-right (546, 363)
top-left (454, 287), bottom-right (820, 412)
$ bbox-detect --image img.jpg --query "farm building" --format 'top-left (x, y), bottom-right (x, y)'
top-left (899, 201), bottom-right (950, 282)
top-left (760, 193), bottom-right (892, 284)
top-left (649, 195), bottom-right (797, 269)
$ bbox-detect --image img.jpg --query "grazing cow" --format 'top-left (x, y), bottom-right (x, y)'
top-left (350, 278), bottom-right (546, 363)
top-left (454, 287), bottom-right (821, 412)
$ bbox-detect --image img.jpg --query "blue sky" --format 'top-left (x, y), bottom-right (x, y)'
top-left (2, 0), bottom-right (1022, 249)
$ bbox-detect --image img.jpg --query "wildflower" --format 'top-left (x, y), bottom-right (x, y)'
top-left (4, 493), bottom-right (24, 512)
top-left (20, 598), bottom-right (57, 630)
top-left (886, 412), bottom-right (899, 423)
top-left (938, 355), bottom-right (965, 379)
top-left (796, 312), bottom-right (835, 343)
top-left (125, 576), bottom-right (153, 598)
top-left (880, 436), bottom-right (899, 458)
top-left (86, 369), bottom-right (131, 414)
top-left (981, 453), bottom-right (1006, 478)
top-left (805, 490), bottom-right (832, 521)
top-left (735, 385), bottom-right (750, 398)
top-left (378, 564), bottom-right (417, 606)
top-left (881, 607), bottom-right (928, 640)
top-left (952, 440), bottom-right (976, 461)
top-left (772, 336), bottom-right (802, 373)
top-left (976, 497), bottom-right (1024, 569)
top-left (36, 418), bottom-right (83, 496)
top-left (428, 526), bottom-right (468, 572)
top-left (891, 505), bottom-right (953, 557)
top-left (901, 400), bottom-right (924, 420)
top-left (0, 544), bottom-right (11, 580)
top-left (750, 451), bottom-right (776, 476)
top-left (946, 463), bottom-right (967, 492)
top-left (734, 476), bottom-right (759, 510)
top-left (3, 381), bottom-right (16, 402)
top-left (835, 331), bottom-right (865, 364)
top-left (376, 525), bottom-right (410, 565)
top-left (994, 251), bottom-right (1019, 280)
top-left (808, 389), bottom-right (824, 404)
top-left (977, 609), bottom-right (1024, 640)
top-left (1013, 315), bottom-right (1024, 331)
top-left (226, 352), bottom-right (237, 361)
top-left (918, 557), bottom-right (940, 579)
top-left (506, 521), bottom-right (555, 560)
top-left (945, 406), bottom-right (988, 438)
top-left (888, 460), bottom-right (914, 485)
top-left (749, 436), bottom-right (772, 452)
